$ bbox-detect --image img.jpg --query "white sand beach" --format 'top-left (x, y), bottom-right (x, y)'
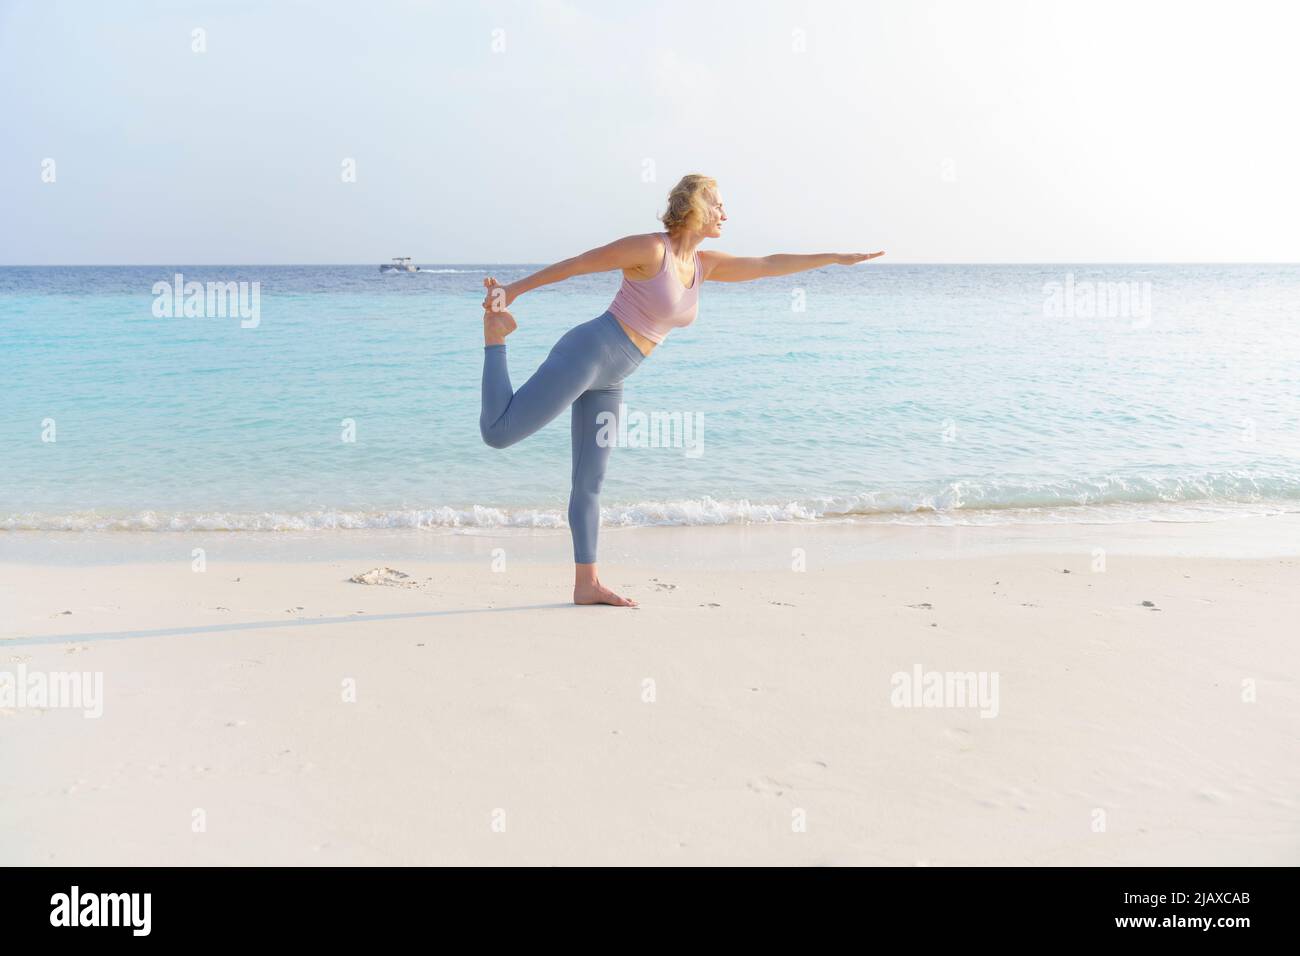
top-left (2, 519), bottom-right (1298, 866)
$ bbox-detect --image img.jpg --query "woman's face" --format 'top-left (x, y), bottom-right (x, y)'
top-left (702, 190), bottom-right (727, 238)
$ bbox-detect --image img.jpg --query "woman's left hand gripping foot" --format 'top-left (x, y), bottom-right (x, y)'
top-left (481, 278), bottom-right (518, 346)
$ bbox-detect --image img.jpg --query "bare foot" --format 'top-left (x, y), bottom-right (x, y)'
top-left (482, 277), bottom-right (517, 346)
top-left (574, 581), bottom-right (638, 607)
top-left (483, 308), bottom-right (516, 346)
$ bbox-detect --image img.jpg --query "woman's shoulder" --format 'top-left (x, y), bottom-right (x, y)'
top-left (623, 231), bottom-right (668, 253)
top-left (612, 232), bottom-right (669, 276)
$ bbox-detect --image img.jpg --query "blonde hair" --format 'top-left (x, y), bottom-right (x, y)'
top-left (660, 174), bottom-right (717, 234)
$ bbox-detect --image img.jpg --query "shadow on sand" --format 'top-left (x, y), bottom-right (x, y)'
top-left (2, 604), bottom-right (579, 648)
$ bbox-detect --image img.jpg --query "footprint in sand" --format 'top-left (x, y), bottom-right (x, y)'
top-left (746, 775), bottom-right (792, 798)
top-left (649, 578), bottom-right (677, 591)
top-left (944, 727), bottom-right (975, 751)
top-left (746, 760), bottom-right (829, 797)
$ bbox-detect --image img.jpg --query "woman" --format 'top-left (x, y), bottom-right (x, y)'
top-left (480, 174), bottom-right (884, 607)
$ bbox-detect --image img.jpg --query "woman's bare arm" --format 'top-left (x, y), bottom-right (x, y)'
top-left (701, 250), bottom-right (884, 283)
top-left (483, 234), bottom-right (663, 311)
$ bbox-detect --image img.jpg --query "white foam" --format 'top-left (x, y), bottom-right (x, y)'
top-left (2, 491), bottom-right (1296, 533)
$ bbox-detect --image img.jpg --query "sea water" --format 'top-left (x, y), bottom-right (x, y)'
top-left (3, 263), bottom-right (1298, 532)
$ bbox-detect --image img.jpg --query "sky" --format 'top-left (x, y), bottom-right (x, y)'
top-left (2, 0), bottom-right (1298, 264)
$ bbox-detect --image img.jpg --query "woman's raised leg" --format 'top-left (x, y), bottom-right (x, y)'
top-left (480, 310), bottom-right (595, 449)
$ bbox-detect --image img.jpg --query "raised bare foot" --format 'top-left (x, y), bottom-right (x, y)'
top-left (573, 581), bottom-right (638, 607)
top-left (483, 308), bottom-right (516, 346)
top-left (482, 277), bottom-right (517, 346)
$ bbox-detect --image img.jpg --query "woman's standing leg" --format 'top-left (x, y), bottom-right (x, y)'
top-left (570, 384), bottom-right (636, 606)
top-left (569, 384), bottom-right (622, 563)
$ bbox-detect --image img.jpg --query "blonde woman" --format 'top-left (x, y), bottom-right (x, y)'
top-left (480, 174), bottom-right (884, 606)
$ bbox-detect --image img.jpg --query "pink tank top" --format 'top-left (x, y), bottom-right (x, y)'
top-left (607, 232), bottom-right (701, 344)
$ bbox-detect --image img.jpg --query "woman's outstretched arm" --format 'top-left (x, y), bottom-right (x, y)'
top-left (701, 250), bottom-right (884, 283)
top-left (482, 234), bottom-right (662, 311)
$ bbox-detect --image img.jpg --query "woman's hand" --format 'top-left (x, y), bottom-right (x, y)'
top-left (834, 252), bottom-right (886, 265)
top-left (482, 277), bottom-right (519, 313)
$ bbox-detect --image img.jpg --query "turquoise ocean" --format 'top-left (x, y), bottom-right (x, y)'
top-left (3, 264), bottom-right (1299, 533)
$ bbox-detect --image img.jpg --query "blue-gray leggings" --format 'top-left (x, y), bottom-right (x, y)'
top-left (480, 311), bottom-right (645, 564)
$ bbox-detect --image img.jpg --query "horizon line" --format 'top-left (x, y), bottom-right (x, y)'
top-left (3, 261), bottom-right (1299, 268)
